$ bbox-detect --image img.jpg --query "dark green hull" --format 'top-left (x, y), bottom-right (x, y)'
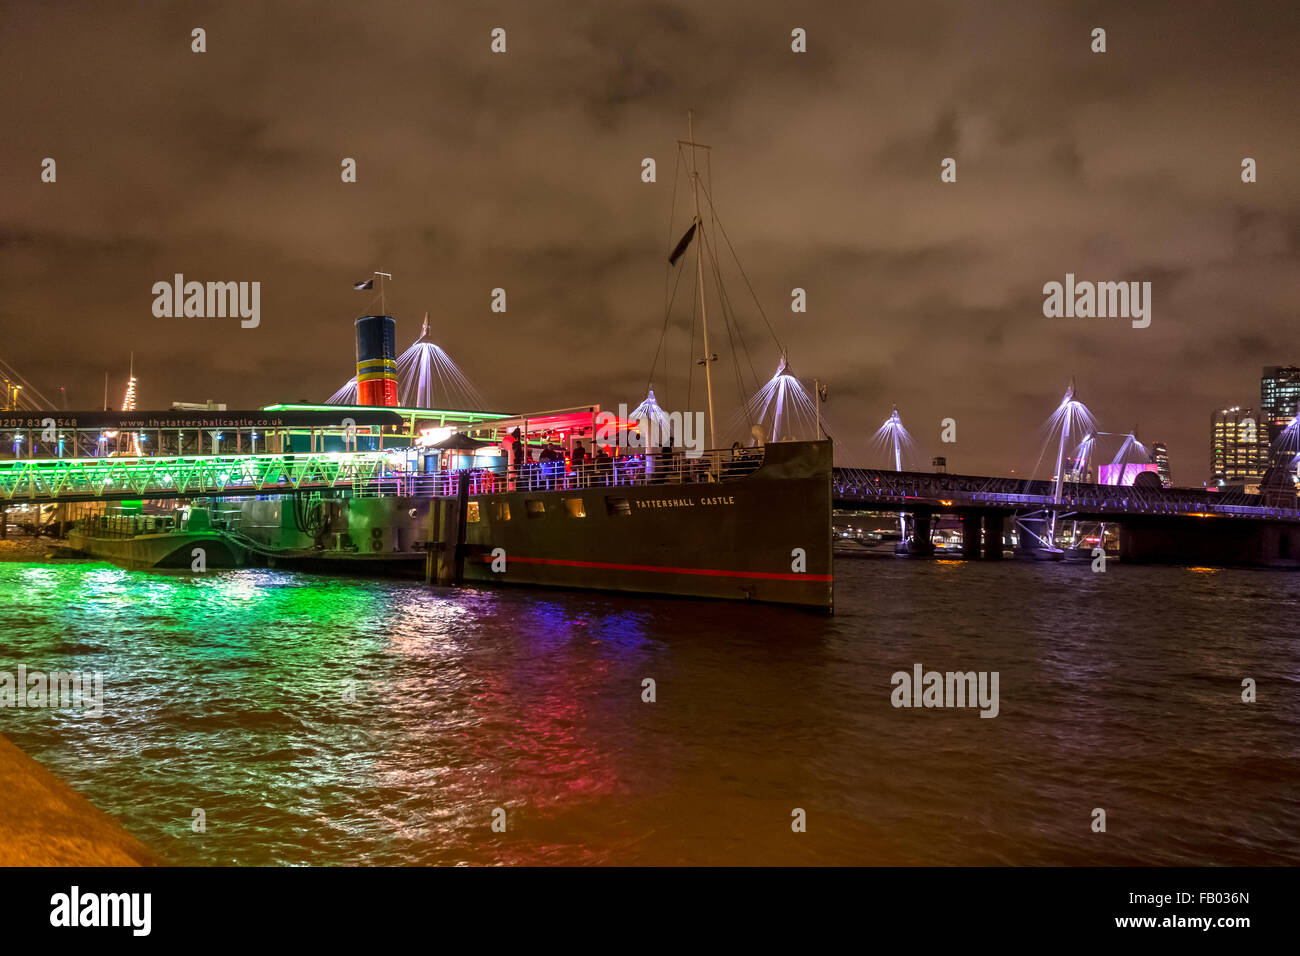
top-left (461, 440), bottom-right (834, 611)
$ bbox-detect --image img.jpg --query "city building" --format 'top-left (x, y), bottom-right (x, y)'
top-left (1210, 407), bottom-right (1267, 486)
top-left (1, 379), bottom-right (22, 411)
top-left (1260, 366), bottom-right (1300, 445)
top-left (1062, 455), bottom-right (1092, 483)
top-left (1150, 441), bottom-right (1171, 487)
top-left (1261, 366), bottom-right (1300, 439)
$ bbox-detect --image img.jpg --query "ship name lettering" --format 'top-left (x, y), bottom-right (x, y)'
top-left (635, 495), bottom-right (736, 509)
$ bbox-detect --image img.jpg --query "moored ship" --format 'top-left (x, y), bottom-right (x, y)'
top-left (457, 438), bottom-right (833, 608)
top-left (221, 419), bottom-right (834, 609)
top-left (65, 507), bottom-right (248, 570)
top-left (44, 113), bottom-right (836, 611)
top-left (48, 413), bottom-right (835, 609)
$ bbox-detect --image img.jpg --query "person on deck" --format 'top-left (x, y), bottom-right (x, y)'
top-left (571, 442), bottom-right (588, 486)
top-left (538, 445), bottom-right (558, 489)
top-left (508, 428), bottom-right (524, 491)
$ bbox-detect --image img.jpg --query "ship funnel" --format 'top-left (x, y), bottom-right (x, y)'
top-left (355, 314), bottom-right (399, 406)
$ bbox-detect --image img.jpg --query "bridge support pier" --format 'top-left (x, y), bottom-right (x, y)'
top-left (961, 512), bottom-right (981, 559)
top-left (909, 510), bottom-right (935, 556)
top-left (982, 512), bottom-right (1004, 560)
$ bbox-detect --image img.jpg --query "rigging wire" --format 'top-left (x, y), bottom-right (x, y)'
top-left (654, 132), bottom-right (821, 445)
top-left (648, 146), bottom-right (687, 398)
top-left (696, 176), bottom-right (772, 402)
top-left (699, 225), bottom-right (755, 431)
top-left (696, 175), bottom-right (787, 358)
top-left (698, 154), bottom-right (758, 422)
top-left (0, 355), bottom-right (57, 410)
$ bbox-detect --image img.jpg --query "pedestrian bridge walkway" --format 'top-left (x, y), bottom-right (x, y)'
top-left (833, 467), bottom-right (1300, 524)
top-left (0, 452), bottom-right (393, 503)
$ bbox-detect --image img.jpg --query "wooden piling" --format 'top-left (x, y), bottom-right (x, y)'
top-left (429, 471), bottom-right (471, 586)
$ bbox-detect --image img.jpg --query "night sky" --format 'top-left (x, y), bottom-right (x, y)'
top-left (2, 0), bottom-right (1297, 484)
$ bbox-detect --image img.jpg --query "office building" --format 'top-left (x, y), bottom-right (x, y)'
top-left (1210, 407), bottom-right (1267, 485)
top-left (1150, 441), bottom-right (1171, 487)
top-left (1260, 366), bottom-right (1300, 445)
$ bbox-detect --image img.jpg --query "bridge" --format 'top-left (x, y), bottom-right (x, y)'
top-left (821, 379), bottom-right (1300, 567)
top-left (832, 467), bottom-right (1300, 523)
top-left (832, 466), bottom-right (1300, 566)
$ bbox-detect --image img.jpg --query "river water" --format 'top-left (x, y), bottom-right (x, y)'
top-left (1, 557), bottom-right (1296, 865)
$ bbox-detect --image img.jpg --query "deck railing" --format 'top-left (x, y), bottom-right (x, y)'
top-left (0, 446), bottom-right (768, 503)
top-left (349, 448), bottom-right (766, 499)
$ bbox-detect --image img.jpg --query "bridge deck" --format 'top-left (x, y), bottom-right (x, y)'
top-left (833, 467), bottom-right (1300, 523)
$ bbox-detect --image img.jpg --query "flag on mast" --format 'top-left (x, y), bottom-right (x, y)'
top-left (667, 220), bottom-right (698, 266)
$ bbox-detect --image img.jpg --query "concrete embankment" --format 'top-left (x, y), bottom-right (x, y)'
top-left (0, 537), bottom-right (64, 563)
top-left (0, 735), bottom-right (163, 866)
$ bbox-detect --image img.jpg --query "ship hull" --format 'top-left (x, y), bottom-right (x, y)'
top-left (65, 529), bottom-right (247, 570)
top-left (257, 552), bottom-right (426, 577)
top-left (221, 439), bottom-right (833, 609)
top-left (460, 440), bottom-right (834, 611)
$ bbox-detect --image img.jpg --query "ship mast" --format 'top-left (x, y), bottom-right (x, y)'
top-left (682, 110), bottom-right (717, 452)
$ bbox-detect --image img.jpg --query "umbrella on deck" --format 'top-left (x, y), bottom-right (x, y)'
top-left (427, 432), bottom-right (491, 451)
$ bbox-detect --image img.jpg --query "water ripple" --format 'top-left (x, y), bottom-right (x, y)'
top-left (0, 559), bottom-right (1296, 865)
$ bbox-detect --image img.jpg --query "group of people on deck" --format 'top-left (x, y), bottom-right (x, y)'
top-left (502, 427), bottom-right (726, 491)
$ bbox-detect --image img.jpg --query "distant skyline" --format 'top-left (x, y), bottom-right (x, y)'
top-left (1, 0), bottom-right (1297, 485)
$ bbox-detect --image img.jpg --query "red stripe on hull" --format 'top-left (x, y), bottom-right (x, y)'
top-left (478, 554), bottom-right (832, 582)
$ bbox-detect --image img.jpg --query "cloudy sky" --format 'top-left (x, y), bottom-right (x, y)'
top-left (1, 0), bottom-right (1297, 482)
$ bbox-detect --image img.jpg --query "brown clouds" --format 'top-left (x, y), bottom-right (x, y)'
top-left (0, 0), bottom-right (1297, 482)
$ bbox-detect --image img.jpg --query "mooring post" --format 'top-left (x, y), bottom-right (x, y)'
top-left (424, 498), bottom-right (438, 586)
top-left (453, 469), bottom-right (470, 585)
top-left (435, 493), bottom-right (455, 586)
top-left (431, 470), bottom-right (471, 586)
